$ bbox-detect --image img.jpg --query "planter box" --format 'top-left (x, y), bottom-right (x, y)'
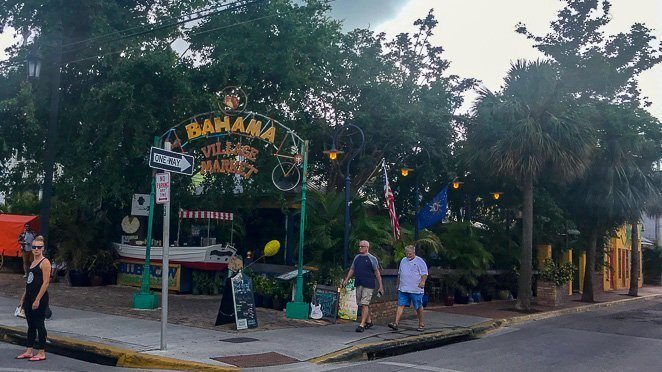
top-left (536, 281), bottom-right (567, 307)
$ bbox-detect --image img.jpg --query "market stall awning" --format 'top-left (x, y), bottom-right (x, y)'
top-left (179, 210), bottom-right (233, 220)
top-left (0, 214), bottom-right (39, 257)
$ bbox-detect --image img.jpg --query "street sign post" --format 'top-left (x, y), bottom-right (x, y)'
top-left (149, 147), bottom-right (195, 175)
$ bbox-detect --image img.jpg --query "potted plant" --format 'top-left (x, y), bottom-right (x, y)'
top-left (87, 250), bottom-right (118, 286)
top-left (261, 277), bottom-right (275, 308)
top-left (251, 274), bottom-right (266, 307)
top-left (536, 259), bottom-right (576, 307)
top-left (271, 281), bottom-right (288, 311)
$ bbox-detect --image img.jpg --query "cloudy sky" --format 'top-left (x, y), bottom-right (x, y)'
top-left (1, 0), bottom-right (660, 117)
top-left (334, 0), bottom-right (661, 117)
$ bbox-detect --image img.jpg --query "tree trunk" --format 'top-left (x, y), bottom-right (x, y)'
top-left (581, 230), bottom-right (597, 302)
top-left (628, 220), bottom-right (640, 296)
top-left (515, 175), bottom-right (533, 311)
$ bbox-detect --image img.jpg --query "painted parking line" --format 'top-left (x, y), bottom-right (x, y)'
top-left (378, 361), bottom-right (463, 372)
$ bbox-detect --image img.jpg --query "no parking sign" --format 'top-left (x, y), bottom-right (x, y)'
top-left (155, 173), bottom-right (170, 204)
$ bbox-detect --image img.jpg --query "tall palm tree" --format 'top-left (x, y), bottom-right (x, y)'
top-left (468, 60), bottom-right (593, 311)
top-left (566, 104), bottom-right (661, 301)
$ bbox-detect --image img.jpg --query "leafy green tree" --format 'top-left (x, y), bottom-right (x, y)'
top-left (467, 60), bottom-right (593, 311)
top-left (562, 104), bottom-right (661, 300)
top-left (516, 0), bottom-right (661, 106)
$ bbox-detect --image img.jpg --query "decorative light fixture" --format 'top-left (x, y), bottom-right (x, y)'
top-left (26, 48), bottom-right (43, 79)
top-left (452, 178), bottom-right (463, 190)
top-left (323, 146), bottom-right (343, 160)
top-left (400, 166), bottom-right (413, 177)
top-left (491, 191), bottom-right (503, 200)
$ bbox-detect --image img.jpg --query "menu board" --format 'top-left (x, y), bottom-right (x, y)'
top-left (313, 285), bottom-right (340, 323)
top-left (231, 272), bottom-right (258, 330)
top-left (215, 272), bottom-right (258, 330)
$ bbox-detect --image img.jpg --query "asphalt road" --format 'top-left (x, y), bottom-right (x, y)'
top-left (329, 296), bottom-right (662, 372)
top-left (0, 341), bottom-right (156, 372)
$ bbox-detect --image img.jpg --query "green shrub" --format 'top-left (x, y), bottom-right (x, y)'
top-left (539, 259), bottom-right (576, 287)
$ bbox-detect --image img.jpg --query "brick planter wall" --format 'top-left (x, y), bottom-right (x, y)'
top-left (368, 299), bottom-right (417, 324)
top-left (536, 281), bottom-right (568, 307)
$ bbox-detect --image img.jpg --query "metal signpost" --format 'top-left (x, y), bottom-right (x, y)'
top-left (155, 164), bottom-right (171, 350)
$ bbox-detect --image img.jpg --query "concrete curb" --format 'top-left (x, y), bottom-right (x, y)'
top-left (0, 324), bottom-right (237, 371)
top-left (311, 293), bottom-right (662, 364)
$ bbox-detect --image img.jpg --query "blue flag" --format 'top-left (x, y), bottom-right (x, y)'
top-left (417, 186), bottom-right (448, 230)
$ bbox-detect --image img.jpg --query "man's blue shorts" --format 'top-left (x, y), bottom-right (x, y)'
top-left (397, 290), bottom-right (424, 310)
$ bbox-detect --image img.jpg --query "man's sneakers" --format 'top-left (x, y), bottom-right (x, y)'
top-left (387, 322), bottom-right (399, 331)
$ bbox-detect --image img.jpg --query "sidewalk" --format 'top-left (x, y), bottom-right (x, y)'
top-left (1, 269), bottom-right (660, 369)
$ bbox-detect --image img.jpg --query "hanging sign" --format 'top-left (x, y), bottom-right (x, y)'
top-left (155, 173), bottom-right (170, 204)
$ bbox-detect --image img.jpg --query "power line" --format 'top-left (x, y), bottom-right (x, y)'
top-left (62, 0), bottom-right (267, 56)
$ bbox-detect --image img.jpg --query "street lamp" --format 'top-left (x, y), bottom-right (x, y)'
top-left (400, 166), bottom-right (413, 177)
top-left (26, 49), bottom-right (43, 79)
top-left (323, 145), bottom-right (344, 161)
top-left (325, 124), bottom-right (365, 267)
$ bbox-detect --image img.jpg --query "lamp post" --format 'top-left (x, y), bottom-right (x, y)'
top-left (27, 19), bottom-right (63, 244)
top-left (325, 124), bottom-right (365, 267)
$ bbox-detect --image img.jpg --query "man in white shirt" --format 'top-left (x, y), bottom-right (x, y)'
top-left (388, 245), bottom-right (428, 332)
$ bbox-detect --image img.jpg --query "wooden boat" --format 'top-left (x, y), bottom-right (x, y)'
top-left (113, 242), bottom-right (237, 270)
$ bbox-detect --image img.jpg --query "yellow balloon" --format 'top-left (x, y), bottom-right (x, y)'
top-left (264, 240), bottom-right (280, 257)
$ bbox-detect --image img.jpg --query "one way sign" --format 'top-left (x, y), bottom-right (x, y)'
top-left (149, 147), bottom-right (195, 176)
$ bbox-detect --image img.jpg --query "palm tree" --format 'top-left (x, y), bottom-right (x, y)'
top-left (566, 104), bottom-right (661, 301)
top-left (468, 60), bottom-right (593, 311)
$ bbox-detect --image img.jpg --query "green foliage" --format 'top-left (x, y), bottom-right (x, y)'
top-left (438, 222), bottom-right (492, 289)
top-left (86, 249), bottom-right (118, 276)
top-left (539, 258), bottom-right (577, 287)
top-left (516, 0), bottom-right (661, 105)
top-left (192, 271), bottom-right (222, 295)
top-left (3, 191), bottom-right (40, 215)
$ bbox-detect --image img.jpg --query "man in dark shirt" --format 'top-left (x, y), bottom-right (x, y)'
top-left (343, 240), bottom-right (384, 332)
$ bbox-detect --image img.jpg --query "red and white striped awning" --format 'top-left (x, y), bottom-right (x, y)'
top-left (179, 210), bottom-right (234, 220)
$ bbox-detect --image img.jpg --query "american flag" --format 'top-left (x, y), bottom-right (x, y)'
top-left (382, 160), bottom-right (401, 240)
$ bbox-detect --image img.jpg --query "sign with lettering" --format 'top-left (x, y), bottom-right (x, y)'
top-left (155, 173), bottom-right (170, 204)
top-left (215, 272), bottom-right (258, 330)
top-left (117, 259), bottom-right (181, 291)
top-left (149, 147), bottom-right (195, 175)
top-left (313, 285), bottom-right (340, 323)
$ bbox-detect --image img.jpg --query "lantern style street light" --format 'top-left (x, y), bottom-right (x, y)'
top-left (26, 49), bottom-right (43, 79)
top-left (325, 124), bottom-right (365, 267)
top-left (323, 145), bottom-right (344, 161)
top-left (400, 166), bottom-right (413, 177)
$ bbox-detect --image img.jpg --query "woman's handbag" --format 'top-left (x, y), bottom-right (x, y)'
top-left (14, 306), bottom-right (25, 318)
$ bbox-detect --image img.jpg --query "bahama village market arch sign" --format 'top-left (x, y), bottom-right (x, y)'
top-left (151, 87), bottom-right (311, 320)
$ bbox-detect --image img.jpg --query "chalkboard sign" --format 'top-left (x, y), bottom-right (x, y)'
top-left (215, 272), bottom-right (258, 330)
top-left (313, 285), bottom-right (340, 323)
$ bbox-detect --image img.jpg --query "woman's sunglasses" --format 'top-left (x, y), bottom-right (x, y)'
top-left (31, 245), bottom-right (44, 250)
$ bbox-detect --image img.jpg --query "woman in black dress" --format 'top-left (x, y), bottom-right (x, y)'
top-left (16, 235), bottom-right (51, 362)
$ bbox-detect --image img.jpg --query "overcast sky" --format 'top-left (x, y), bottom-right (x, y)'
top-left (334, 0), bottom-right (661, 117)
top-left (1, 0), bottom-right (660, 117)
